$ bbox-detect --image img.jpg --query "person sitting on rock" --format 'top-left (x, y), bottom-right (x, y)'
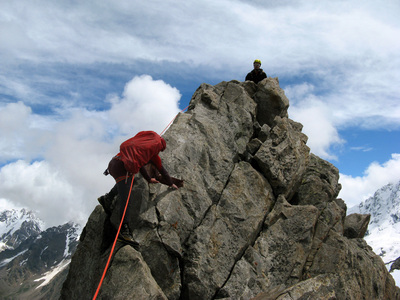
top-left (103, 131), bottom-right (183, 247)
top-left (245, 59), bottom-right (267, 84)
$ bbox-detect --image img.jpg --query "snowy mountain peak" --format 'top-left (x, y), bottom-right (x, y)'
top-left (0, 208), bottom-right (45, 251)
top-left (0, 215), bottom-right (81, 299)
top-left (349, 180), bottom-right (400, 229)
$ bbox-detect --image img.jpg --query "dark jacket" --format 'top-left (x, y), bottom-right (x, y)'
top-left (245, 69), bottom-right (267, 84)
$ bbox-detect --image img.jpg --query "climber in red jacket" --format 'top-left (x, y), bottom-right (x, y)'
top-left (104, 131), bottom-right (182, 246)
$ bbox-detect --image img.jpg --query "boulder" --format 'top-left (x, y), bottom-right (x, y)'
top-left (344, 213), bottom-right (371, 238)
top-left (294, 153), bottom-right (341, 208)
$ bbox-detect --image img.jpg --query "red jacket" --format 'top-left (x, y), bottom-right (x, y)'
top-left (106, 131), bottom-right (179, 187)
top-left (119, 131), bottom-right (166, 174)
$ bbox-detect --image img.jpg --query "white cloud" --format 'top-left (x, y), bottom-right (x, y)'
top-left (287, 84), bottom-right (345, 160)
top-left (0, 198), bottom-right (21, 211)
top-left (339, 154), bottom-right (400, 208)
top-left (0, 102), bottom-right (31, 139)
top-left (0, 102), bottom-right (54, 162)
top-left (0, 75), bottom-right (181, 227)
top-left (109, 75), bottom-right (181, 135)
top-left (0, 160), bottom-right (81, 226)
top-left (290, 104), bottom-right (344, 160)
top-left (350, 146), bottom-right (373, 152)
top-left (2, 0), bottom-right (398, 68)
top-left (286, 72), bottom-right (400, 160)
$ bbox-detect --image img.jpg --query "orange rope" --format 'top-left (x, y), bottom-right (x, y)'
top-left (159, 105), bottom-right (189, 136)
top-left (93, 175), bottom-right (135, 300)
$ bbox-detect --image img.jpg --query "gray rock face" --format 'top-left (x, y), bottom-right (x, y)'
top-left (61, 78), bottom-right (400, 300)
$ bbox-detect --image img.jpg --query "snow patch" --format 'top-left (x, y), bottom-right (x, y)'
top-left (0, 208), bottom-right (44, 252)
top-left (392, 270), bottom-right (400, 287)
top-left (0, 249), bottom-right (28, 267)
top-left (34, 259), bottom-right (70, 288)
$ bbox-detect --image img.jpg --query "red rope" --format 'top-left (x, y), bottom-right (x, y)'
top-left (93, 175), bottom-right (135, 300)
top-left (159, 105), bottom-right (189, 136)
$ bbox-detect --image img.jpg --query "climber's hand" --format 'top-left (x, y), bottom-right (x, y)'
top-left (170, 184), bottom-right (178, 190)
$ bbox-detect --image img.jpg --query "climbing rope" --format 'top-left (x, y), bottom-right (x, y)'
top-left (159, 105), bottom-right (189, 136)
top-left (92, 175), bottom-right (135, 300)
top-left (93, 104), bottom-right (189, 298)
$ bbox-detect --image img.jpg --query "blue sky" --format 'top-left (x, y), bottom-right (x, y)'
top-left (0, 0), bottom-right (399, 227)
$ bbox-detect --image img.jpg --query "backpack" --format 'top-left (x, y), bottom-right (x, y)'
top-left (118, 131), bottom-right (166, 174)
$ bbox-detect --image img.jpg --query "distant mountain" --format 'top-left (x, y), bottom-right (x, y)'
top-left (0, 208), bottom-right (44, 251)
top-left (0, 208), bottom-right (81, 299)
top-left (349, 180), bottom-right (400, 284)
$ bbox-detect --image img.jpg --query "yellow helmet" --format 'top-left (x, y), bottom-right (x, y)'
top-left (253, 59), bottom-right (262, 65)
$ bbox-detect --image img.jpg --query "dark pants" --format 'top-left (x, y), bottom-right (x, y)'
top-left (116, 176), bottom-right (135, 225)
top-left (108, 157), bottom-right (135, 226)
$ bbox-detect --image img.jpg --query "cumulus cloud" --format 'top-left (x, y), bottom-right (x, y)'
top-left (0, 160), bottom-right (80, 226)
top-left (0, 75), bottom-right (181, 227)
top-left (287, 83), bottom-right (344, 160)
top-left (339, 154), bottom-right (400, 208)
top-left (0, 198), bottom-right (21, 211)
top-left (109, 75), bottom-right (181, 135)
top-left (0, 102), bottom-right (32, 159)
top-left (286, 74), bottom-right (400, 160)
top-left (0, 101), bottom-right (55, 162)
top-left (289, 103), bottom-right (344, 160)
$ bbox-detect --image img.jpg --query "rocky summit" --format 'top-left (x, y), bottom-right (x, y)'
top-left (61, 78), bottom-right (400, 300)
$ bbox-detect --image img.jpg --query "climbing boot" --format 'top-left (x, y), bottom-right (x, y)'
top-left (118, 224), bottom-right (140, 250)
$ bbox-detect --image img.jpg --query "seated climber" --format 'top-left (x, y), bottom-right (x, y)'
top-left (103, 131), bottom-right (183, 246)
top-left (245, 59), bottom-right (267, 84)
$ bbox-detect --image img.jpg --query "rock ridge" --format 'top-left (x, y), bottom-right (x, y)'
top-left (61, 78), bottom-right (400, 300)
